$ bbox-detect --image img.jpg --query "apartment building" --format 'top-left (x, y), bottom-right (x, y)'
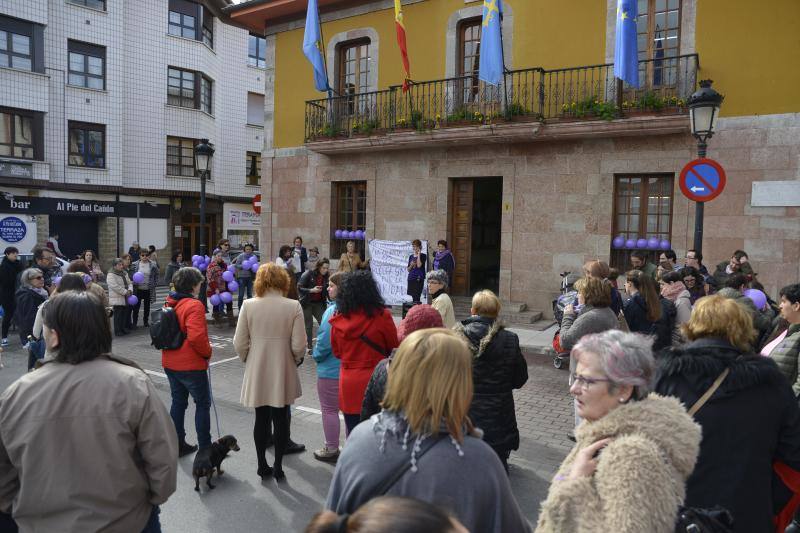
top-left (0, 0), bottom-right (265, 263)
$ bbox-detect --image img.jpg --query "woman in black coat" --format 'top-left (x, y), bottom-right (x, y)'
top-left (15, 268), bottom-right (48, 346)
top-left (654, 295), bottom-right (800, 533)
top-left (623, 269), bottom-right (676, 351)
top-left (0, 247), bottom-right (23, 345)
top-left (455, 290), bottom-right (528, 472)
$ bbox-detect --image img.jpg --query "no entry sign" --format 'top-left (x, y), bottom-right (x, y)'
top-left (252, 194), bottom-right (262, 214)
top-left (679, 158), bottom-right (726, 202)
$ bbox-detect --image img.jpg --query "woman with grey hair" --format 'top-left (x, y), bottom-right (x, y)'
top-left (426, 269), bottom-right (455, 329)
top-left (535, 330), bottom-right (701, 533)
top-left (15, 268), bottom-right (48, 349)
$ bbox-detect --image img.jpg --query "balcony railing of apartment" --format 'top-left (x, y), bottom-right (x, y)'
top-left (305, 54), bottom-right (698, 142)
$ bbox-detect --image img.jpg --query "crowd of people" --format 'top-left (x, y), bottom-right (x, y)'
top-left (4, 235), bottom-right (800, 533)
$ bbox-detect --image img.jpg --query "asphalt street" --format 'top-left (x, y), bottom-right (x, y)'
top-left (0, 323), bottom-right (572, 532)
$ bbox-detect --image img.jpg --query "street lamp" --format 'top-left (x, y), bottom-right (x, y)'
top-left (687, 79), bottom-right (724, 254)
top-left (194, 138), bottom-right (215, 257)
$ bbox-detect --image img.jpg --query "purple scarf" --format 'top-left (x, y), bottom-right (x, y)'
top-left (433, 250), bottom-right (453, 270)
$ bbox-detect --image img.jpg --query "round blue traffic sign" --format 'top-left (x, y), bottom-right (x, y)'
top-left (679, 158), bottom-right (726, 202)
top-left (0, 216), bottom-right (26, 243)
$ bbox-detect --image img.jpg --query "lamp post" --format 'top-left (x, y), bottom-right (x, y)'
top-left (687, 79), bottom-right (724, 255)
top-left (194, 138), bottom-right (215, 257)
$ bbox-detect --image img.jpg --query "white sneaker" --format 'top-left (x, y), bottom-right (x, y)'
top-left (22, 342), bottom-right (29, 350)
top-left (0, 338), bottom-right (7, 347)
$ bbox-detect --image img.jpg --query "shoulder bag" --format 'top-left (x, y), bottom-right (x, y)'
top-left (674, 367), bottom-right (734, 533)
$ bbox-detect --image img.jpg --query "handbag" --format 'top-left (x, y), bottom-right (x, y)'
top-left (673, 368), bottom-right (735, 533)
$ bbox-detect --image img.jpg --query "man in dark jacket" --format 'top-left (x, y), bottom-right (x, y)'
top-left (454, 290), bottom-right (528, 473)
top-left (0, 247), bottom-right (23, 347)
top-left (31, 245), bottom-right (56, 293)
top-left (654, 295), bottom-right (800, 533)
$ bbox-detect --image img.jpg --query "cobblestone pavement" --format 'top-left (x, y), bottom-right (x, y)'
top-left (0, 325), bottom-right (573, 530)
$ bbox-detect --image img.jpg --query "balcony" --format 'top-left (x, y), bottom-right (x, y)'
top-left (304, 54), bottom-right (698, 154)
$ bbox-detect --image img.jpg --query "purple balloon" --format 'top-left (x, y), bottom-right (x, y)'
top-left (227, 264), bottom-right (236, 273)
top-left (220, 291), bottom-right (233, 304)
top-left (355, 230), bottom-right (364, 240)
top-left (209, 294), bottom-right (221, 306)
top-left (251, 262), bottom-right (259, 273)
top-left (204, 255), bottom-right (210, 262)
top-left (199, 262), bottom-right (208, 271)
top-left (222, 271), bottom-right (234, 282)
top-left (227, 280), bottom-right (239, 292)
top-left (192, 255), bottom-right (201, 263)
top-left (335, 229), bottom-right (343, 239)
top-left (53, 276), bottom-right (62, 287)
top-left (636, 238), bottom-right (648, 249)
top-left (132, 272), bottom-right (145, 284)
top-left (625, 239), bottom-right (636, 249)
top-left (82, 274), bottom-right (92, 284)
top-left (127, 295), bottom-right (139, 306)
top-left (744, 289), bottom-right (768, 311)
top-left (242, 259), bottom-right (252, 270)
top-left (647, 237), bottom-right (660, 250)
top-left (350, 231), bottom-right (358, 239)
top-left (612, 235), bottom-right (625, 249)
top-left (659, 239), bottom-right (671, 250)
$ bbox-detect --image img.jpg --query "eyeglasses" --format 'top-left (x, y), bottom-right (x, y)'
top-left (569, 373), bottom-right (612, 390)
top-left (31, 276), bottom-right (44, 280)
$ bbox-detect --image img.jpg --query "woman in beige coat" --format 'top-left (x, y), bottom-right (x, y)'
top-left (234, 262), bottom-right (307, 481)
top-left (535, 330), bottom-right (700, 533)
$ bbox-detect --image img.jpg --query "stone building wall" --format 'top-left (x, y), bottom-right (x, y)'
top-left (265, 113), bottom-right (800, 315)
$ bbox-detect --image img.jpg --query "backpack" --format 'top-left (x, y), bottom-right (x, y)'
top-left (150, 302), bottom-right (187, 350)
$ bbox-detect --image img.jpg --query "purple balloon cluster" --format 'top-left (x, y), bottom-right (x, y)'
top-left (612, 235), bottom-right (671, 251)
top-left (334, 229), bottom-right (366, 240)
top-left (191, 254), bottom-right (211, 271)
top-left (241, 258), bottom-right (260, 273)
top-left (210, 292), bottom-right (234, 306)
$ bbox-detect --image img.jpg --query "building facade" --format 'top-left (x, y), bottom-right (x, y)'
top-left (228, 0), bottom-right (800, 315)
top-left (0, 0), bottom-right (264, 266)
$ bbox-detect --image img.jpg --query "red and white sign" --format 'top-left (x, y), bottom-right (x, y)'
top-left (252, 194), bottom-right (262, 214)
top-left (679, 158), bottom-right (727, 203)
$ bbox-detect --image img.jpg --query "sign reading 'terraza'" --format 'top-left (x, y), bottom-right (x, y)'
top-left (367, 239), bottom-right (428, 306)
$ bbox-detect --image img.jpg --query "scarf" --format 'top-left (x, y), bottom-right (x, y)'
top-left (31, 287), bottom-right (49, 299)
top-left (430, 288), bottom-right (445, 301)
top-left (433, 249), bottom-right (453, 270)
top-left (660, 281), bottom-right (686, 302)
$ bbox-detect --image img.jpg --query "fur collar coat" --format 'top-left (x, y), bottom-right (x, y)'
top-left (535, 394), bottom-right (701, 533)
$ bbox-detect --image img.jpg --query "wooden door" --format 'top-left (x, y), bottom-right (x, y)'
top-left (450, 180), bottom-right (473, 295)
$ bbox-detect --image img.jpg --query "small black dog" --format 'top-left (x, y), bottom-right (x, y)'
top-left (192, 435), bottom-right (240, 492)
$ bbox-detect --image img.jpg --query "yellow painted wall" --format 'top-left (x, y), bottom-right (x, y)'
top-left (695, 0), bottom-right (800, 117)
top-left (274, 0), bottom-right (606, 148)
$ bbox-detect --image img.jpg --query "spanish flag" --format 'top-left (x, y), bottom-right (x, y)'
top-left (394, 0), bottom-right (411, 91)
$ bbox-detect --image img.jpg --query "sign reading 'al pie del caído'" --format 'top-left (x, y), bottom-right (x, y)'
top-left (0, 195), bottom-right (170, 218)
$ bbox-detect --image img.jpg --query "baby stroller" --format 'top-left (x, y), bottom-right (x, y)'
top-left (551, 272), bottom-right (580, 369)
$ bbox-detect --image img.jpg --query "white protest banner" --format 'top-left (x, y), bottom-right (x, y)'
top-left (368, 239), bottom-right (428, 306)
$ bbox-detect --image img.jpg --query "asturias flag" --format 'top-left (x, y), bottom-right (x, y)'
top-left (478, 0), bottom-right (504, 86)
top-left (394, 0), bottom-right (411, 92)
top-left (614, 0), bottom-right (639, 88)
top-left (303, 0), bottom-right (329, 92)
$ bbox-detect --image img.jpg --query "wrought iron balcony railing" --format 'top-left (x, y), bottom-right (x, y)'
top-left (305, 54), bottom-right (698, 142)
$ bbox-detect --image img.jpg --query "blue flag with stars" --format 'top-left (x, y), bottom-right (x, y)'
top-left (478, 0), bottom-right (504, 86)
top-left (303, 0), bottom-right (329, 92)
top-left (614, 0), bottom-right (639, 88)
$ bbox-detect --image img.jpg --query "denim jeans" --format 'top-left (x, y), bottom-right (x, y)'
top-left (164, 369), bottom-right (212, 448)
top-left (237, 277), bottom-right (253, 308)
top-left (141, 506), bottom-right (161, 533)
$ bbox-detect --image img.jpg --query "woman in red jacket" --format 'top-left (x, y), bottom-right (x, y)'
top-left (329, 271), bottom-right (399, 435)
top-left (162, 267), bottom-right (213, 457)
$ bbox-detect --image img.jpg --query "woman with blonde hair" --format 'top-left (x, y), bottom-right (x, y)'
top-left (326, 329), bottom-right (531, 533)
top-left (234, 262), bottom-right (307, 481)
top-left (455, 290), bottom-right (528, 472)
top-left (536, 330), bottom-right (701, 533)
top-left (655, 295), bottom-right (800, 533)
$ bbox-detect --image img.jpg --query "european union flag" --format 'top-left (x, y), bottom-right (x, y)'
top-left (478, 0), bottom-right (504, 86)
top-left (614, 0), bottom-right (639, 88)
top-left (303, 0), bottom-right (329, 92)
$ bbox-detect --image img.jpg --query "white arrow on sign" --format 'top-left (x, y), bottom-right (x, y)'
top-left (690, 186), bottom-right (705, 193)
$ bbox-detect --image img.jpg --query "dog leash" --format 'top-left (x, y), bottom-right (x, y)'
top-left (207, 364), bottom-right (222, 439)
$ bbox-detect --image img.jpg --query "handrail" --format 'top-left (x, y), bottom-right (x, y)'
top-left (305, 54), bottom-right (699, 142)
